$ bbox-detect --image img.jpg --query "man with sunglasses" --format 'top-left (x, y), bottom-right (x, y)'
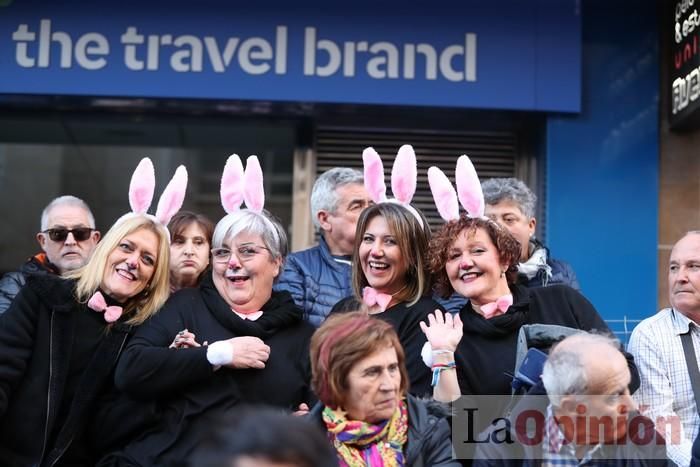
top-left (0, 195), bottom-right (100, 313)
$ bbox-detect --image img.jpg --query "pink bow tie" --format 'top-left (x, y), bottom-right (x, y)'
top-left (362, 287), bottom-right (392, 312)
top-left (480, 294), bottom-right (513, 319)
top-left (87, 291), bottom-right (123, 323)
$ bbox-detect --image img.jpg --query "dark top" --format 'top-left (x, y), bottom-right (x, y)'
top-left (331, 295), bottom-right (443, 398)
top-left (111, 274), bottom-right (315, 466)
top-left (0, 252), bottom-right (59, 314)
top-left (0, 275), bottom-right (132, 467)
top-left (455, 284), bottom-right (633, 397)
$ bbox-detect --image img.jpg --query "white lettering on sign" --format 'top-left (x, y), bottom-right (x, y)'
top-left (672, 65), bottom-right (700, 114)
top-left (8, 19), bottom-right (476, 83)
top-left (303, 27), bottom-right (477, 82)
top-left (13, 19), bottom-right (109, 69)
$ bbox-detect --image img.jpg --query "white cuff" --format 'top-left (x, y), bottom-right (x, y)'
top-left (207, 340), bottom-right (233, 367)
top-left (421, 342), bottom-right (433, 367)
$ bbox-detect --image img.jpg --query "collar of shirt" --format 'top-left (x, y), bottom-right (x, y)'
top-left (544, 405), bottom-right (604, 464)
top-left (233, 310), bottom-right (263, 321)
top-left (671, 308), bottom-right (697, 335)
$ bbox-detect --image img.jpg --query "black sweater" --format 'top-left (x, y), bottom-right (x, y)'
top-left (331, 296), bottom-right (443, 398)
top-left (111, 277), bottom-right (314, 466)
top-left (454, 284), bottom-right (638, 397)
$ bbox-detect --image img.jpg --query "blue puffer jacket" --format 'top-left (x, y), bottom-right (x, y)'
top-left (274, 237), bottom-right (353, 327)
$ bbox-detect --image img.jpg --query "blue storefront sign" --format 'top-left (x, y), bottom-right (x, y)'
top-left (0, 0), bottom-right (581, 112)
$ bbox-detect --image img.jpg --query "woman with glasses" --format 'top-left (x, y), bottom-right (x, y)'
top-left (167, 211), bottom-right (214, 292)
top-left (106, 208), bottom-right (315, 466)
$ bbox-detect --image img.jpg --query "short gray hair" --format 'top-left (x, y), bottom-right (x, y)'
top-left (481, 178), bottom-right (537, 219)
top-left (40, 195), bottom-right (96, 231)
top-left (212, 210), bottom-right (288, 262)
top-left (541, 333), bottom-right (621, 407)
top-left (310, 168), bottom-right (364, 230)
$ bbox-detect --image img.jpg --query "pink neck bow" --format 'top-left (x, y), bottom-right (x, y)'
top-left (88, 291), bottom-right (123, 323)
top-left (362, 287), bottom-right (393, 312)
top-left (479, 294), bottom-right (513, 319)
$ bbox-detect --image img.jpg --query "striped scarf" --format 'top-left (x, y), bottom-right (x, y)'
top-left (322, 399), bottom-right (408, 467)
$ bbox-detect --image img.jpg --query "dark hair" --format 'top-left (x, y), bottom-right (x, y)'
top-left (168, 210), bottom-right (215, 246)
top-left (428, 214), bottom-right (521, 298)
top-left (351, 203), bottom-right (431, 306)
top-left (310, 312), bottom-right (409, 409)
top-left (188, 406), bottom-right (338, 467)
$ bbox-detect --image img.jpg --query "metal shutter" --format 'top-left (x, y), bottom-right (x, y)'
top-left (314, 126), bottom-right (521, 233)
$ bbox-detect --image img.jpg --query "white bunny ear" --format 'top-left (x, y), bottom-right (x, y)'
top-left (155, 166), bottom-right (188, 225)
top-left (243, 155), bottom-right (265, 213)
top-left (363, 147), bottom-right (387, 203)
top-left (428, 166), bottom-right (459, 221)
top-left (455, 155), bottom-right (485, 218)
top-left (221, 154), bottom-right (245, 214)
top-left (129, 158), bottom-right (156, 214)
top-left (391, 144), bottom-right (417, 205)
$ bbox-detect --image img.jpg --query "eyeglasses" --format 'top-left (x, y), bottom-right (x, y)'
top-left (42, 227), bottom-right (94, 242)
top-left (211, 245), bottom-right (271, 263)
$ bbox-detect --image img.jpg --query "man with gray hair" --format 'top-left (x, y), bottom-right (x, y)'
top-left (275, 168), bottom-right (372, 326)
top-left (474, 333), bottom-right (668, 467)
top-left (629, 231), bottom-right (700, 467)
top-left (483, 177), bottom-right (579, 290)
top-left (0, 195), bottom-right (100, 313)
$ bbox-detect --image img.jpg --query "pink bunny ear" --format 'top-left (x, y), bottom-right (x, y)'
top-left (155, 165), bottom-right (188, 225)
top-left (391, 144), bottom-right (417, 204)
top-left (455, 155), bottom-right (485, 218)
top-left (221, 154), bottom-right (245, 214)
top-left (363, 147), bottom-right (387, 203)
top-left (428, 166), bottom-right (459, 221)
top-left (243, 155), bottom-right (265, 213)
top-left (129, 158), bottom-right (156, 214)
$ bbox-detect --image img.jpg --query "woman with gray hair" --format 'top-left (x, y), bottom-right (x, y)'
top-left (105, 157), bottom-right (315, 466)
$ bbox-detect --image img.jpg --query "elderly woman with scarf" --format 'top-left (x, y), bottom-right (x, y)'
top-left (309, 312), bottom-right (460, 467)
top-left (104, 156), bottom-right (315, 467)
top-left (0, 158), bottom-right (184, 466)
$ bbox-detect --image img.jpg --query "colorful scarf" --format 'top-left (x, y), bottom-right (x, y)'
top-left (322, 399), bottom-right (408, 467)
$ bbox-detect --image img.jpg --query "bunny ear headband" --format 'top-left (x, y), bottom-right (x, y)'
top-left (220, 154), bottom-right (265, 214)
top-left (118, 157), bottom-right (189, 233)
top-left (427, 155), bottom-right (485, 222)
top-left (363, 144), bottom-right (424, 227)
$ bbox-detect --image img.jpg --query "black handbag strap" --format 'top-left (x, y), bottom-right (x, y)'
top-left (680, 328), bottom-right (700, 416)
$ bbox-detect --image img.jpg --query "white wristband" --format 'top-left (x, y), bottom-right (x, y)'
top-left (207, 340), bottom-right (233, 367)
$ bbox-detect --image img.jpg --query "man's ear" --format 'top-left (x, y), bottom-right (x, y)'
top-left (92, 231), bottom-right (101, 243)
top-left (317, 210), bottom-right (332, 232)
top-left (528, 217), bottom-right (537, 238)
top-left (558, 395), bottom-right (579, 416)
top-left (36, 232), bottom-right (47, 250)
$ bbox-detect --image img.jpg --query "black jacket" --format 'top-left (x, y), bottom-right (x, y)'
top-left (0, 253), bottom-right (59, 314)
top-left (0, 274), bottom-right (133, 467)
top-left (309, 394), bottom-right (460, 467)
top-left (108, 276), bottom-right (314, 466)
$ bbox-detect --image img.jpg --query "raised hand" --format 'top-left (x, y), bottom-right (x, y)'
top-left (419, 309), bottom-right (463, 352)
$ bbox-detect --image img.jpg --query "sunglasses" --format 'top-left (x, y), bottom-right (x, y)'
top-left (43, 227), bottom-right (94, 242)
